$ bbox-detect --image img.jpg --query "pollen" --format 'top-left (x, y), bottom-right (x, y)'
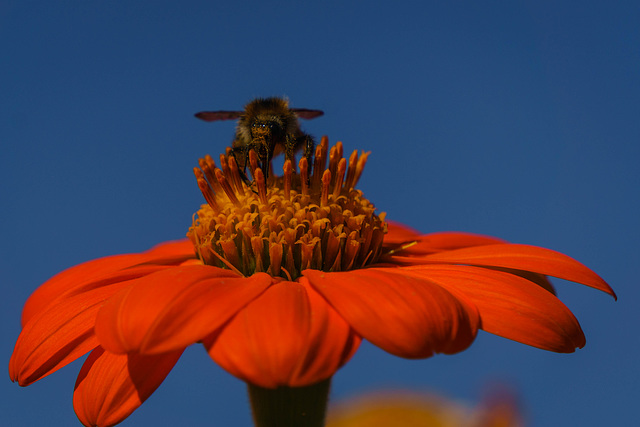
top-left (187, 137), bottom-right (387, 280)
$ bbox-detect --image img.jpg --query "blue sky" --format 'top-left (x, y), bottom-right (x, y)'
top-left (2, 1), bottom-right (638, 425)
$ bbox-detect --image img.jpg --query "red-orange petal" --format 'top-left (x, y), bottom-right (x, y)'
top-left (383, 231), bottom-right (506, 256)
top-left (391, 243), bottom-right (616, 299)
top-left (22, 255), bottom-right (146, 327)
top-left (412, 232), bottom-right (507, 252)
top-left (144, 239), bottom-right (194, 257)
top-left (9, 273), bottom-right (144, 386)
top-left (401, 265), bottom-right (586, 352)
top-left (21, 240), bottom-right (196, 326)
top-left (303, 268), bottom-right (480, 359)
top-left (384, 221), bottom-right (422, 244)
top-left (73, 346), bottom-right (182, 427)
top-left (95, 266), bottom-right (272, 355)
top-left (490, 267), bottom-right (556, 295)
top-left (205, 280), bottom-right (360, 388)
top-left (290, 278), bottom-right (361, 386)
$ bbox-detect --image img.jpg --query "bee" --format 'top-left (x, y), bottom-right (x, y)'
top-left (195, 97), bottom-right (323, 182)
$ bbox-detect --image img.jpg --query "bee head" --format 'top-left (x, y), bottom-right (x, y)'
top-left (249, 116), bottom-right (285, 140)
top-left (239, 97), bottom-right (298, 142)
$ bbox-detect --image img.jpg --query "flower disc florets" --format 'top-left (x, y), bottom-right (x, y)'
top-left (188, 137), bottom-right (387, 280)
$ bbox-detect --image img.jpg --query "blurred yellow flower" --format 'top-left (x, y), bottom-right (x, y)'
top-left (327, 389), bottom-right (523, 427)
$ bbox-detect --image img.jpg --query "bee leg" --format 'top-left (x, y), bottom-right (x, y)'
top-left (302, 135), bottom-right (315, 162)
top-left (261, 144), bottom-right (270, 180)
top-left (288, 134), bottom-right (315, 186)
top-left (264, 152), bottom-right (272, 180)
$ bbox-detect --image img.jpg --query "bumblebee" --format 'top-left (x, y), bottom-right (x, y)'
top-left (195, 97), bottom-right (323, 181)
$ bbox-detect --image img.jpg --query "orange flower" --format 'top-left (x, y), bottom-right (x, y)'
top-left (9, 137), bottom-right (615, 426)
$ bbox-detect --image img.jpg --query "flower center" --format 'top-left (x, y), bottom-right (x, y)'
top-left (187, 137), bottom-right (387, 280)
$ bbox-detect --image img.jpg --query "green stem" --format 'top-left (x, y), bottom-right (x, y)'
top-left (247, 378), bottom-right (332, 427)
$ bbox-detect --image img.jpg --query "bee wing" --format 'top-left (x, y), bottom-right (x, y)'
top-left (291, 109), bottom-right (324, 120)
top-left (194, 111), bottom-right (244, 122)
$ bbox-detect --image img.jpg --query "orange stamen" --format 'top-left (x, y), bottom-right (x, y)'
top-left (321, 170), bottom-right (331, 207)
top-left (283, 160), bottom-right (293, 200)
top-left (344, 150), bottom-right (359, 191)
top-left (312, 136), bottom-right (329, 191)
top-left (215, 168), bottom-right (240, 207)
top-left (227, 155), bottom-right (245, 196)
top-left (249, 149), bottom-right (259, 182)
top-left (353, 151), bottom-right (370, 188)
top-left (299, 157), bottom-right (310, 196)
top-left (188, 138), bottom-right (386, 280)
top-left (194, 167), bottom-right (218, 210)
top-left (333, 158), bottom-right (347, 199)
top-left (255, 168), bottom-right (268, 205)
